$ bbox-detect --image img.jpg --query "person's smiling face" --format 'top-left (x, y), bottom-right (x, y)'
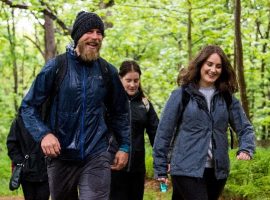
top-left (76, 29), bottom-right (103, 61)
top-left (199, 53), bottom-right (222, 87)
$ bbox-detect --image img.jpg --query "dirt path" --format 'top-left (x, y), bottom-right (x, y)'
top-left (0, 197), bottom-right (23, 200)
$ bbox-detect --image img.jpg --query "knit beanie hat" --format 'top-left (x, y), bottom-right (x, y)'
top-left (71, 11), bottom-right (105, 47)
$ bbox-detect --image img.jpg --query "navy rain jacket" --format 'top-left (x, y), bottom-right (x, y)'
top-left (20, 46), bottom-right (130, 161)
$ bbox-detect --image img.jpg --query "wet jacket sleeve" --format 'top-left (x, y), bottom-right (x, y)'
top-left (153, 87), bottom-right (183, 178)
top-left (106, 66), bottom-right (130, 152)
top-left (6, 120), bottom-right (24, 164)
top-left (20, 59), bottom-right (57, 142)
top-left (229, 96), bottom-right (256, 157)
top-left (146, 101), bottom-right (159, 146)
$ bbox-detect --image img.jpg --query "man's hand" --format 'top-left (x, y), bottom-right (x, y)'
top-left (41, 133), bottom-right (61, 157)
top-left (111, 151), bottom-right (129, 170)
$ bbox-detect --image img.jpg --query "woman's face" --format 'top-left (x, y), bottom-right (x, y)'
top-left (120, 71), bottom-right (140, 96)
top-left (199, 53), bottom-right (222, 87)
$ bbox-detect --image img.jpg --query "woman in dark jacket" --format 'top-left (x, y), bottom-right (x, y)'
top-left (6, 115), bottom-right (49, 200)
top-left (110, 60), bottom-right (159, 200)
top-left (153, 45), bottom-right (255, 200)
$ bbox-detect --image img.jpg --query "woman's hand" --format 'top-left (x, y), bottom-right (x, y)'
top-left (157, 177), bottom-right (169, 184)
top-left (167, 164), bottom-right (171, 173)
top-left (237, 151), bottom-right (251, 160)
top-left (110, 151), bottom-right (129, 170)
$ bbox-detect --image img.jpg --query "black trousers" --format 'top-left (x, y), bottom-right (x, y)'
top-left (110, 170), bottom-right (145, 200)
top-left (171, 168), bottom-right (227, 200)
top-left (21, 180), bottom-right (50, 200)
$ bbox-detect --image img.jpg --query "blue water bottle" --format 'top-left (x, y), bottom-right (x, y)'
top-left (160, 182), bottom-right (168, 192)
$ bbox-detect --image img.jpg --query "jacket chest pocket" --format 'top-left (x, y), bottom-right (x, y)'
top-left (182, 100), bottom-right (207, 123)
top-left (88, 75), bottom-right (107, 101)
top-left (212, 101), bottom-right (229, 127)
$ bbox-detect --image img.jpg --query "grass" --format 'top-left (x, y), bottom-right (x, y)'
top-left (0, 147), bottom-right (23, 197)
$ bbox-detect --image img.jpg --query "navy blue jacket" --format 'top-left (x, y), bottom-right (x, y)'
top-left (21, 46), bottom-right (130, 161)
top-left (153, 84), bottom-right (255, 179)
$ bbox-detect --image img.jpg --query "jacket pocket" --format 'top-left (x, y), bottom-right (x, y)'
top-left (57, 112), bottom-right (79, 147)
top-left (22, 153), bottom-right (47, 181)
top-left (89, 75), bottom-right (106, 103)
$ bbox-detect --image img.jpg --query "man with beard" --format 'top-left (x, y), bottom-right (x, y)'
top-left (20, 11), bottom-right (130, 200)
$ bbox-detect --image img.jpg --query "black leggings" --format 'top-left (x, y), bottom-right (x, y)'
top-left (171, 168), bottom-right (227, 200)
top-left (110, 170), bottom-right (145, 200)
top-left (21, 180), bottom-right (50, 200)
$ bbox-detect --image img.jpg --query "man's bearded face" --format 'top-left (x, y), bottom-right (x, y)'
top-left (77, 38), bottom-right (102, 62)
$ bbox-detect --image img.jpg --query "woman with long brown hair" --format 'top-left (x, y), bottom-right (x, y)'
top-left (153, 45), bottom-right (255, 200)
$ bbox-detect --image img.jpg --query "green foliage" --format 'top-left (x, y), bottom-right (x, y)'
top-left (224, 148), bottom-right (270, 199)
top-left (1, 0), bottom-right (270, 198)
top-left (1, 0), bottom-right (270, 136)
top-left (145, 140), bottom-right (154, 178)
top-left (145, 147), bottom-right (270, 200)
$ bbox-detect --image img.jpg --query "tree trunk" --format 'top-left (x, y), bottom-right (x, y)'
top-left (187, 0), bottom-right (192, 61)
top-left (6, 9), bottom-right (19, 111)
top-left (234, 0), bottom-right (250, 119)
top-left (44, 13), bottom-right (56, 62)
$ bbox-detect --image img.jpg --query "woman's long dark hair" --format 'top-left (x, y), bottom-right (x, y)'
top-left (119, 60), bottom-right (145, 97)
top-left (178, 45), bottom-right (238, 94)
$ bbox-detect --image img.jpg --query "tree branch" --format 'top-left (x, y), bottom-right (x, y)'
top-left (24, 35), bottom-right (45, 59)
top-left (1, 0), bottom-right (28, 9)
top-left (0, 0), bottom-right (71, 34)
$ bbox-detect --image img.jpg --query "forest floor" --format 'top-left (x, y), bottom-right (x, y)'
top-left (0, 180), bottom-right (240, 200)
top-left (0, 181), bottom-right (158, 200)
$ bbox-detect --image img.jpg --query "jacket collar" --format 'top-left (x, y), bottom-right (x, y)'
top-left (128, 91), bottom-right (142, 101)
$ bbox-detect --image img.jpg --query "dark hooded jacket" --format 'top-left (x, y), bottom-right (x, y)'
top-left (7, 116), bottom-right (48, 182)
top-left (128, 92), bottom-right (159, 172)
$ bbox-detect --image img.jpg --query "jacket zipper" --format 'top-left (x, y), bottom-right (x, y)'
top-left (210, 94), bottom-right (217, 170)
top-left (126, 99), bottom-right (132, 171)
top-left (202, 94), bottom-right (215, 168)
top-left (80, 66), bottom-right (86, 159)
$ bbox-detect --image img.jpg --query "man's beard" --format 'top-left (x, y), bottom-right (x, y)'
top-left (77, 40), bottom-right (102, 62)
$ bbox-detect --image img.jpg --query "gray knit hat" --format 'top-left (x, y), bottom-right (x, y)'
top-left (71, 11), bottom-right (104, 47)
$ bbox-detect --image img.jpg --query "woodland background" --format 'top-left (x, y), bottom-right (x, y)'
top-left (0, 0), bottom-right (269, 199)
